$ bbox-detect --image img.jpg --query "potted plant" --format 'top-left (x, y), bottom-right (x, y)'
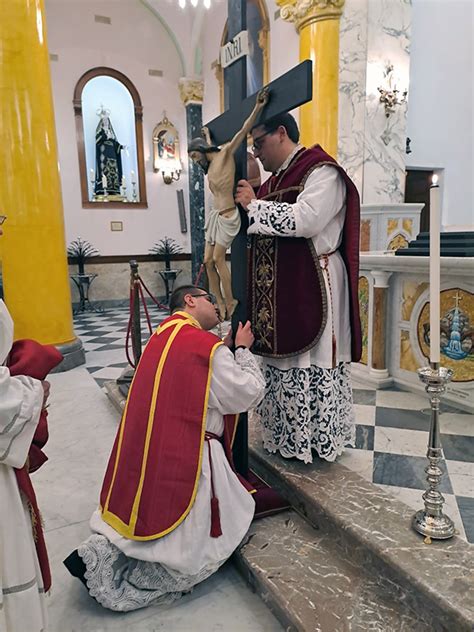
top-left (149, 237), bottom-right (183, 271)
top-left (149, 237), bottom-right (183, 302)
top-left (67, 237), bottom-right (99, 275)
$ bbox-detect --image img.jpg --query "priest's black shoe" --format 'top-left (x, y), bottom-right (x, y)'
top-left (63, 549), bottom-right (87, 588)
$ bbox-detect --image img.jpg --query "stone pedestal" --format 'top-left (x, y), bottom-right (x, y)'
top-left (360, 203), bottom-right (423, 252)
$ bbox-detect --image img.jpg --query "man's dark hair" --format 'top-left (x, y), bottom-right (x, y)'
top-left (252, 112), bottom-right (300, 143)
top-left (169, 285), bottom-right (207, 314)
top-left (187, 137), bottom-right (220, 154)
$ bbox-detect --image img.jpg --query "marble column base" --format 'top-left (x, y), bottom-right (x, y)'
top-left (104, 379), bottom-right (126, 414)
top-left (352, 363), bottom-right (394, 389)
top-left (50, 337), bottom-right (85, 372)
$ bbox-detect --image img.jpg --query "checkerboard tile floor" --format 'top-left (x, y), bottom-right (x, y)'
top-left (74, 307), bottom-right (474, 544)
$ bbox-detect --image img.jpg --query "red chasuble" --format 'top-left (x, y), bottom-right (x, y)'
top-left (248, 145), bottom-right (362, 362)
top-left (100, 312), bottom-right (252, 541)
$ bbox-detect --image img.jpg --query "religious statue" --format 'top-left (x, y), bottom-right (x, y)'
top-left (94, 106), bottom-right (124, 197)
top-left (188, 87), bottom-right (269, 320)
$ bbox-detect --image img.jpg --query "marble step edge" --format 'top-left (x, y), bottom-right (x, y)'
top-left (234, 510), bottom-right (442, 632)
top-left (248, 436), bottom-right (474, 632)
top-left (104, 380), bottom-right (126, 413)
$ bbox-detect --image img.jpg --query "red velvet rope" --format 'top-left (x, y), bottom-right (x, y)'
top-left (194, 263), bottom-right (204, 287)
top-left (125, 263), bottom-right (206, 369)
top-left (125, 287), bottom-right (136, 368)
top-left (138, 283), bottom-right (153, 336)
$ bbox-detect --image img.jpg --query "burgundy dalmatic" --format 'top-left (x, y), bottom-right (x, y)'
top-left (248, 145), bottom-right (362, 362)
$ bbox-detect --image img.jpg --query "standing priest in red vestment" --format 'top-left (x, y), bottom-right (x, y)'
top-left (235, 112), bottom-right (362, 464)
top-left (64, 285), bottom-right (265, 612)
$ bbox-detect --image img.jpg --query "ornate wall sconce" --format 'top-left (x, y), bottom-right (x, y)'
top-left (153, 114), bottom-right (182, 184)
top-left (378, 64), bottom-right (407, 118)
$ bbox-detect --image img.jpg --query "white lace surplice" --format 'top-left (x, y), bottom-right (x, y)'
top-left (80, 346), bottom-right (265, 612)
top-left (247, 150), bottom-right (356, 463)
top-left (0, 300), bottom-right (47, 632)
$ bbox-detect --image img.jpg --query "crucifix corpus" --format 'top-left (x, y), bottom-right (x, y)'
top-left (199, 0), bottom-right (313, 474)
top-left (188, 88), bottom-right (270, 321)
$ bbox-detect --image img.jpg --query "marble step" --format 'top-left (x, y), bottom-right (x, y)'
top-left (247, 430), bottom-right (474, 632)
top-left (235, 510), bottom-right (433, 632)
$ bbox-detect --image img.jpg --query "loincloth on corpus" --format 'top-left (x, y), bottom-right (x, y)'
top-left (204, 207), bottom-right (241, 248)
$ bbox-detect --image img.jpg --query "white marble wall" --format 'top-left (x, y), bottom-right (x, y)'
top-left (339, 0), bottom-right (411, 205)
top-left (338, 0), bottom-right (369, 195)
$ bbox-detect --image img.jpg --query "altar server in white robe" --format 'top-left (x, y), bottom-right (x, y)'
top-left (64, 285), bottom-right (265, 612)
top-left (0, 299), bottom-right (48, 632)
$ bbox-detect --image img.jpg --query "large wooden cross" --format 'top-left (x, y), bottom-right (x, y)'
top-left (204, 1), bottom-right (313, 474)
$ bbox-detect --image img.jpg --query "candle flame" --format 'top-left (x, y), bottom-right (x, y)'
top-left (432, 174), bottom-right (439, 186)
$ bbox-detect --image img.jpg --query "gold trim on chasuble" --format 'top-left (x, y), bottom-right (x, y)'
top-left (252, 157), bottom-right (330, 358)
top-left (252, 236), bottom-right (277, 354)
top-left (102, 316), bottom-right (224, 540)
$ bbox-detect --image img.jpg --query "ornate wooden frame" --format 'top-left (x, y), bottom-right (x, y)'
top-left (73, 66), bottom-right (148, 209)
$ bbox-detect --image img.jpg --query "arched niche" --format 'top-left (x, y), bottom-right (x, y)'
top-left (215, 0), bottom-right (269, 113)
top-left (73, 67), bottom-right (147, 208)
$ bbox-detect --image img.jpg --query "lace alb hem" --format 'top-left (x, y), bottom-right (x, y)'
top-left (255, 362), bottom-right (355, 463)
top-left (78, 534), bottom-right (223, 612)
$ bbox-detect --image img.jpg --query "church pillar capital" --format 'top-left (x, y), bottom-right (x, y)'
top-left (179, 78), bottom-right (204, 106)
top-left (277, 0), bottom-right (345, 156)
top-left (371, 270), bottom-right (392, 289)
top-left (277, 0), bottom-right (345, 33)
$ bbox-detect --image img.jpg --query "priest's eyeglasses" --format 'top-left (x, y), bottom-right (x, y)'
top-left (251, 130), bottom-right (273, 153)
top-left (191, 292), bottom-right (217, 305)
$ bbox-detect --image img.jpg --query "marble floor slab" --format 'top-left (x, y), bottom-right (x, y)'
top-left (446, 460), bottom-right (474, 497)
top-left (375, 388), bottom-right (428, 411)
top-left (372, 451), bottom-right (454, 494)
top-left (354, 403), bottom-right (376, 426)
top-left (374, 426), bottom-right (430, 457)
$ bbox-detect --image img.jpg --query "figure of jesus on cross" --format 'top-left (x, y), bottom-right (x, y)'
top-left (188, 87), bottom-right (270, 321)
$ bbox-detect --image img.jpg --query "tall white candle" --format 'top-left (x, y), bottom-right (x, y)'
top-left (429, 174), bottom-right (440, 364)
top-left (102, 174), bottom-right (108, 189)
top-left (121, 175), bottom-right (126, 187)
top-left (131, 170), bottom-right (136, 182)
top-left (90, 168), bottom-right (95, 181)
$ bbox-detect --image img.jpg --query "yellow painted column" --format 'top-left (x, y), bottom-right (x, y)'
top-left (278, 0), bottom-right (345, 157)
top-left (0, 0), bottom-right (77, 350)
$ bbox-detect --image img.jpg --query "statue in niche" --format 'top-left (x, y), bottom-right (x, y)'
top-left (94, 106), bottom-right (125, 197)
top-left (188, 87), bottom-right (269, 320)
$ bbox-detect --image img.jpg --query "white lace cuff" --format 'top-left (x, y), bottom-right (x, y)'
top-left (235, 348), bottom-right (266, 390)
top-left (247, 199), bottom-right (296, 236)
